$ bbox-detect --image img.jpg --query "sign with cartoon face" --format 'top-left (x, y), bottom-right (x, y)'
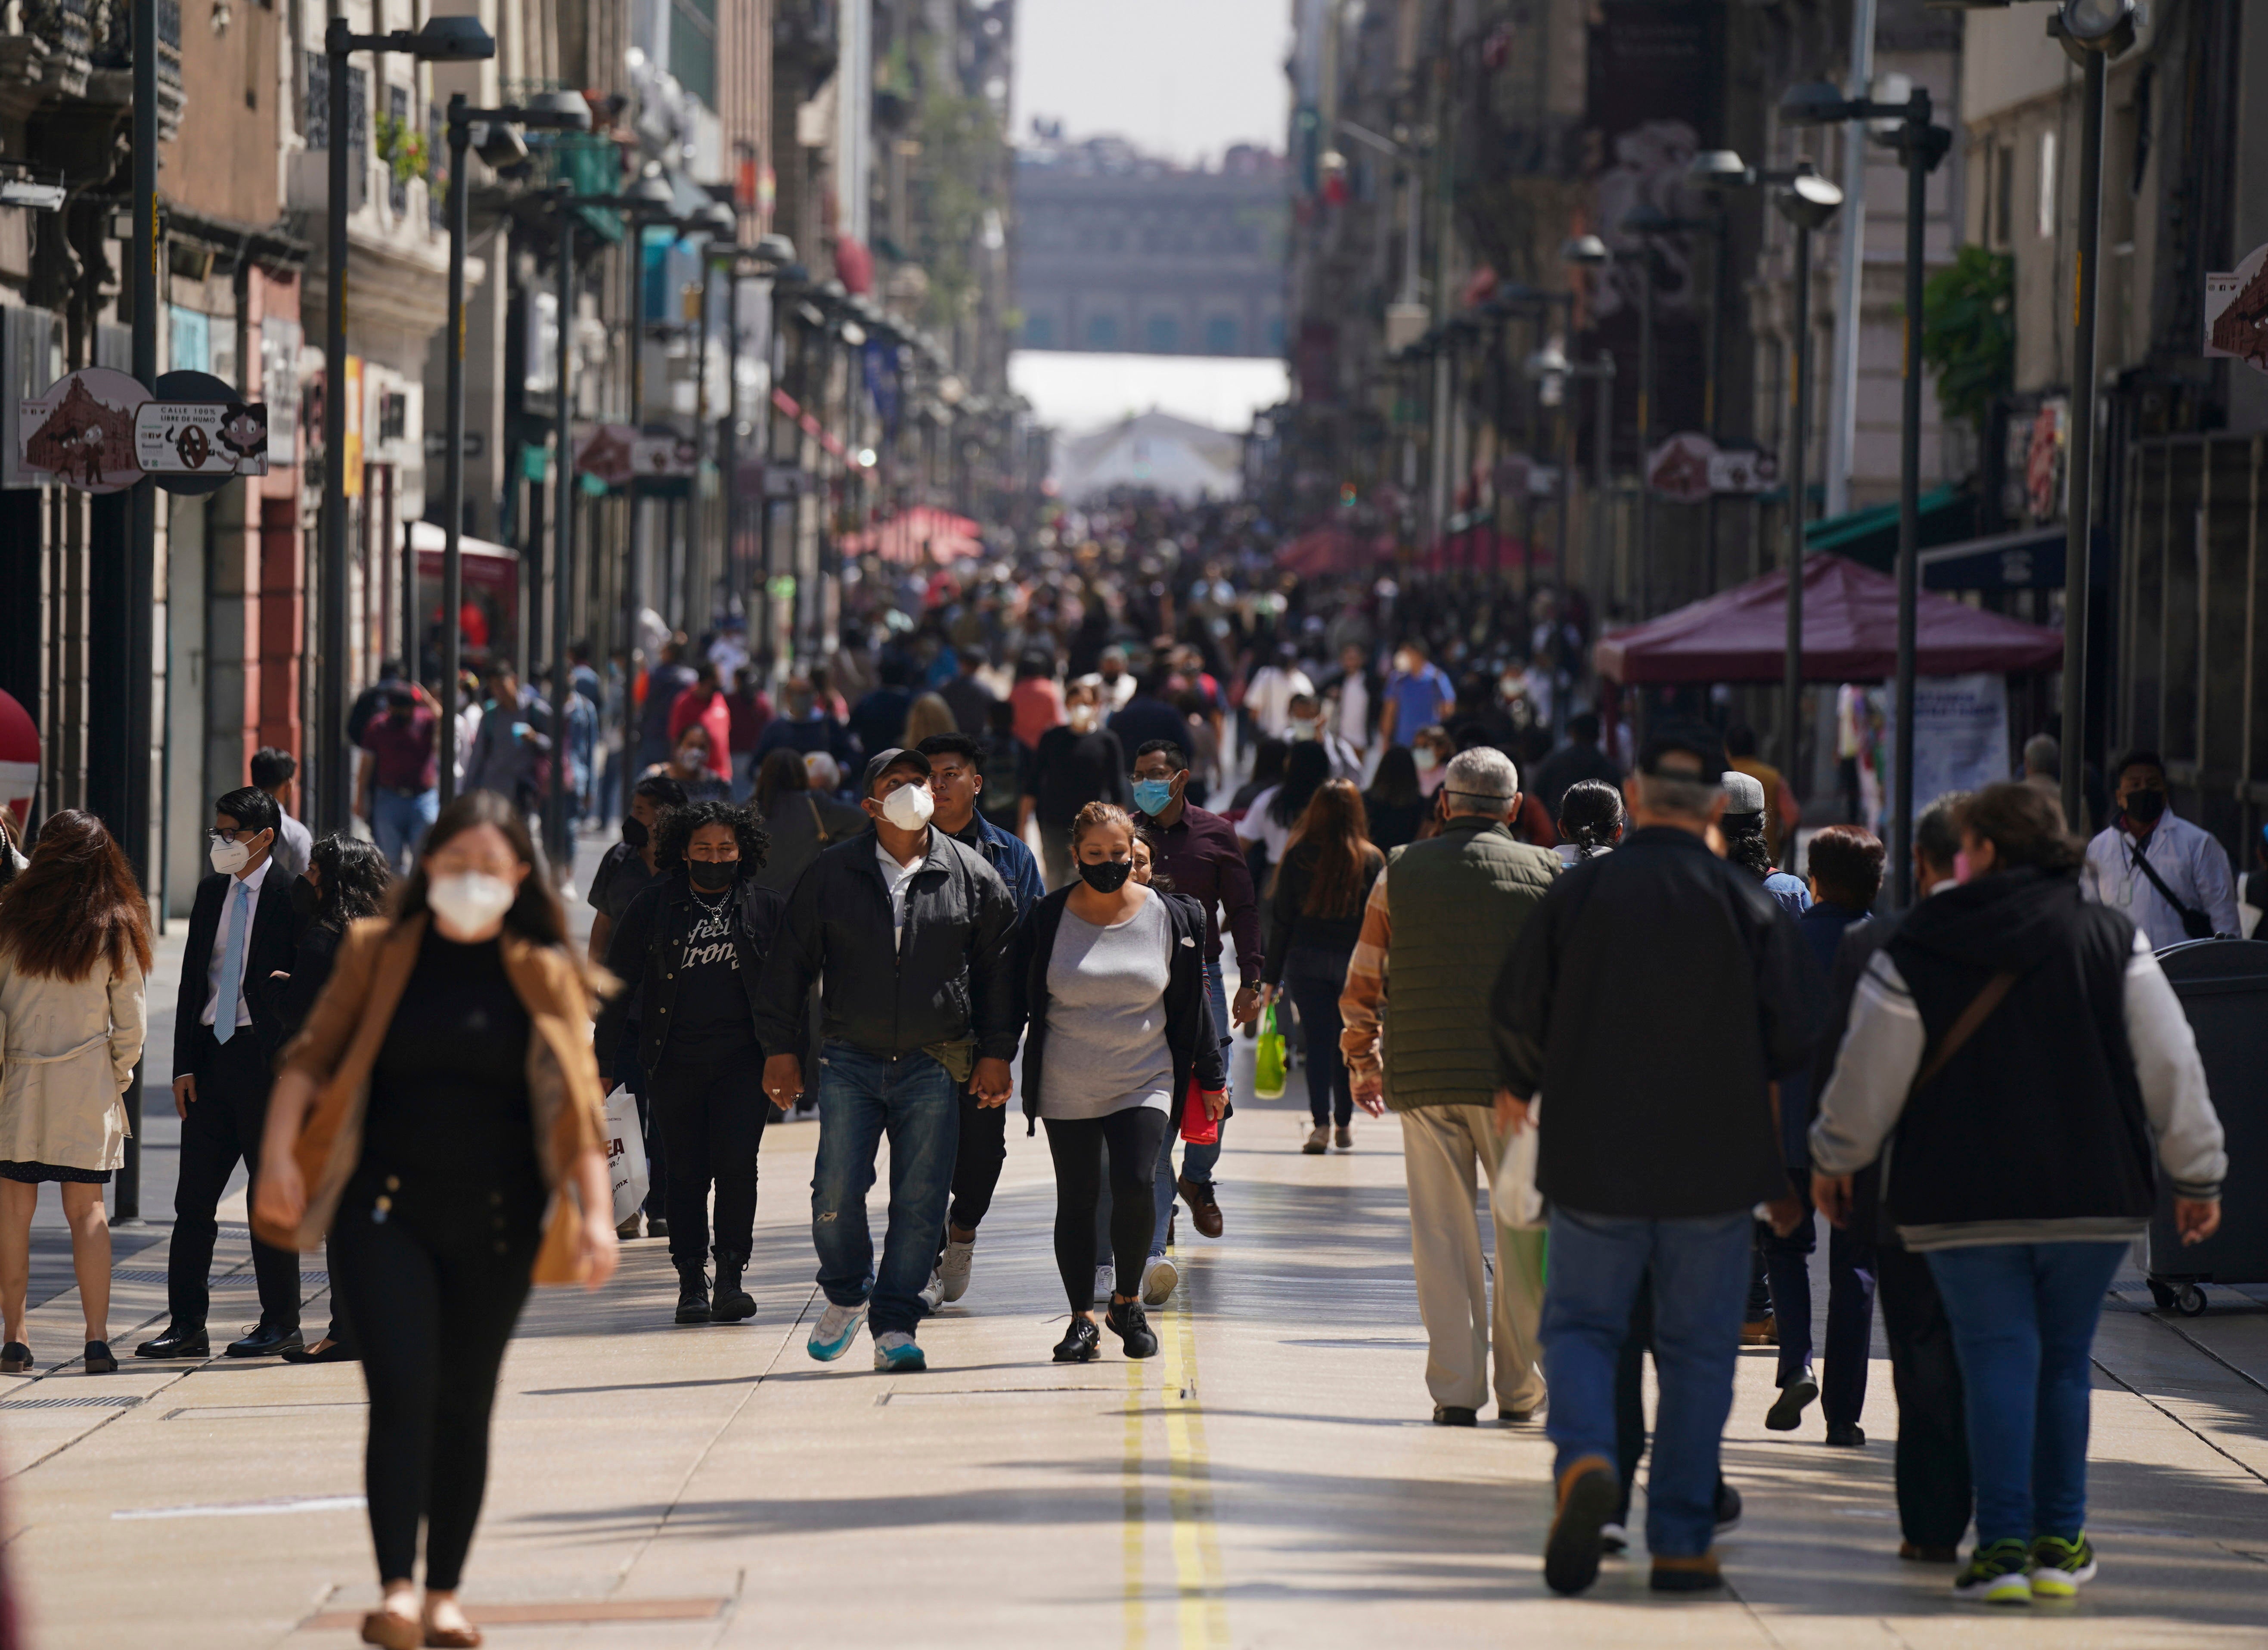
top-left (134, 400), bottom-right (269, 475)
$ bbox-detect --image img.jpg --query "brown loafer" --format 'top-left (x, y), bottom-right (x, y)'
top-left (359, 1612), bottom-right (419, 1650)
top-left (1177, 1175), bottom-right (1223, 1238)
top-left (422, 1624), bottom-right (482, 1648)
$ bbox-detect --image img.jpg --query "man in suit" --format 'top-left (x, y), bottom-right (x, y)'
top-left (138, 785), bottom-right (305, 1358)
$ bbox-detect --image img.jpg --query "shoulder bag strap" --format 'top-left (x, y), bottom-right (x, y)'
top-left (2125, 837), bottom-right (2208, 929)
top-left (806, 793), bottom-right (831, 845)
top-left (1910, 969), bottom-right (2021, 1095)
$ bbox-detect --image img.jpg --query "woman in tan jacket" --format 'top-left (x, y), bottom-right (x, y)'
top-left (253, 791), bottom-right (616, 1650)
top-left (0, 810), bottom-right (150, 1377)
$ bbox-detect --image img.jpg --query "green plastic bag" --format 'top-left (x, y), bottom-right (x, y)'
top-left (1252, 1002), bottom-right (1288, 1099)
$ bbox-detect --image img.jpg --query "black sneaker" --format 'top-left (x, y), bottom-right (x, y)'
top-left (673, 1266), bottom-right (711, 1325)
top-left (710, 1256), bottom-right (756, 1323)
top-left (1954, 1538), bottom-right (2034, 1604)
top-left (1052, 1318), bottom-right (1101, 1363)
top-left (1431, 1405), bottom-right (1478, 1427)
top-left (1824, 1421), bottom-right (1866, 1447)
top-left (1105, 1299), bottom-right (1159, 1358)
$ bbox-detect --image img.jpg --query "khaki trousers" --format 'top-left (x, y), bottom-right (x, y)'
top-left (1399, 1104), bottom-right (1546, 1414)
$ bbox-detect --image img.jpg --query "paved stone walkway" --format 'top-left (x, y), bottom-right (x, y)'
top-left (4, 830), bottom-right (2265, 1645)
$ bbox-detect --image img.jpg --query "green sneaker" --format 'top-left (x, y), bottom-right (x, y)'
top-left (2026, 1533), bottom-right (2097, 1599)
top-left (1954, 1539), bottom-right (2034, 1604)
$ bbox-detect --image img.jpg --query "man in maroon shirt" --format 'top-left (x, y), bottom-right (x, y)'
top-left (1129, 736), bottom-right (1262, 1292)
top-left (725, 666), bottom-right (774, 801)
top-left (356, 683), bottom-right (440, 874)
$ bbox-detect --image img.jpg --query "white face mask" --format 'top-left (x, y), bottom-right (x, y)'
top-left (208, 838), bottom-right (252, 876)
top-left (1394, 652), bottom-right (1418, 675)
top-left (1067, 703), bottom-right (1100, 734)
top-left (427, 871), bottom-right (518, 935)
top-left (1289, 718), bottom-right (1319, 741)
top-left (881, 781), bottom-right (936, 831)
top-left (1413, 747), bottom-right (1440, 774)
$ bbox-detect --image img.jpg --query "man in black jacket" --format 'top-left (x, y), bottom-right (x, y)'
top-left (140, 786), bottom-right (306, 1360)
top-left (757, 748), bottom-right (1019, 1373)
top-left (1492, 728), bottom-right (1825, 1597)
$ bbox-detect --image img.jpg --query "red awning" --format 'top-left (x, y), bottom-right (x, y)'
top-left (1418, 523), bottom-right (1546, 573)
top-left (1275, 525), bottom-right (1393, 578)
top-left (843, 505), bottom-right (984, 565)
top-left (1594, 553), bottom-right (2065, 685)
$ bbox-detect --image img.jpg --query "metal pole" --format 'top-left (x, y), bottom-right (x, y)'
top-left (1636, 247), bottom-right (1655, 616)
top-left (1593, 350), bottom-right (1614, 602)
top-left (1706, 216), bottom-right (1728, 592)
top-left (320, 27), bottom-right (352, 834)
top-left (441, 106), bottom-right (469, 806)
top-left (1784, 223), bottom-right (1813, 860)
top-left (1891, 97), bottom-right (1929, 906)
top-left (551, 209), bottom-right (574, 872)
top-left (692, 251), bottom-right (715, 631)
top-left (721, 266), bottom-right (742, 637)
top-left (2061, 50), bottom-right (2105, 839)
top-left (1825, 0), bottom-right (1877, 520)
top-left (118, 0), bottom-right (160, 1223)
top-left (621, 219), bottom-right (647, 790)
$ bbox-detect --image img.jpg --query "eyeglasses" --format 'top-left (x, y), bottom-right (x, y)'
top-left (206, 827), bottom-right (265, 844)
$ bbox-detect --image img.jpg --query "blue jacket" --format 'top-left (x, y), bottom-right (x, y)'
top-left (1779, 900), bottom-right (1873, 1166)
top-left (953, 811), bottom-right (1045, 915)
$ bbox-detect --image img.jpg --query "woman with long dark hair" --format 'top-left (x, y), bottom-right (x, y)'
top-left (252, 790), bottom-right (616, 1650)
top-left (596, 800), bottom-right (785, 1327)
top-left (1016, 803), bottom-right (1225, 1363)
top-left (1237, 739), bottom-right (1333, 885)
top-left (274, 834), bottom-right (394, 1365)
top-left (1554, 778), bottom-right (1624, 866)
top-left (1262, 780), bottom-right (1385, 1153)
top-left (1364, 744), bottom-right (1428, 851)
top-left (0, 811), bottom-right (152, 1376)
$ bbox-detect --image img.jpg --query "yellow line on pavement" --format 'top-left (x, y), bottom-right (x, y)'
top-left (1123, 1354), bottom-right (1148, 1650)
top-left (1160, 1290), bottom-right (1229, 1648)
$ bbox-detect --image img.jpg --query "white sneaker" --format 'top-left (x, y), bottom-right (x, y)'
top-left (1094, 1263), bottom-right (1117, 1305)
top-left (917, 1270), bottom-right (946, 1315)
top-left (1141, 1255), bottom-right (1178, 1307)
top-left (939, 1237), bottom-right (975, 1303)
top-left (807, 1299), bottom-right (869, 1362)
top-left (873, 1330), bottom-right (927, 1372)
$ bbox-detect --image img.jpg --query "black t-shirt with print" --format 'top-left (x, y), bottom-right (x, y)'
top-left (665, 884), bottom-right (758, 1064)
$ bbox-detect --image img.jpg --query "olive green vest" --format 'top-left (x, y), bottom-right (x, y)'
top-left (1382, 814), bottom-right (1560, 1112)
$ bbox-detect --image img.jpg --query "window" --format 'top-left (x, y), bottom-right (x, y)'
top-left (1085, 313), bottom-right (1120, 349)
top-left (387, 84), bottom-right (410, 216)
top-left (1023, 313), bottom-right (1056, 347)
top-left (1204, 316), bottom-right (1238, 355)
top-left (1994, 142), bottom-right (2013, 248)
top-left (1145, 314), bottom-right (1178, 353)
top-left (2038, 130), bottom-right (2057, 240)
top-left (304, 53), bottom-right (366, 155)
top-left (670, 0), bottom-right (717, 109)
top-left (379, 390), bottom-right (407, 444)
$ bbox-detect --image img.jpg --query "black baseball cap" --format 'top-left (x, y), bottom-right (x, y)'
top-left (862, 746), bottom-right (932, 796)
top-left (1636, 720), bottom-right (1727, 781)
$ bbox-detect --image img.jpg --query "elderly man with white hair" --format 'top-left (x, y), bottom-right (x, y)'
top-left (1341, 746), bottom-right (1561, 1429)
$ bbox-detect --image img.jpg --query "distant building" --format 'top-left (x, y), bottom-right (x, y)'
top-left (1014, 129), bottom-right (1287, 359)
top-left (1051, 409), bottom-right (1244, 502)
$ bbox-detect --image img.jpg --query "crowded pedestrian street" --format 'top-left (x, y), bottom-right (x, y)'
top-left (0, 833), bottom-right (2255, 1648)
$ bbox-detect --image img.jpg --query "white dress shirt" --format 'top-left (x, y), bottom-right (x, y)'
top-left (200, 858), bottom-right (270, 1028)
top-left (876, 837), bottom-right (926, 951)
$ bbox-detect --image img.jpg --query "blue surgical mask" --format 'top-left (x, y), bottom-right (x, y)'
top-left (1132, 778), bottom-right (1176, 817)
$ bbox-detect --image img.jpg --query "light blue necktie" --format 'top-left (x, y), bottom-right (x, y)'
top-left (212, 881), bottom-right (247, 1045)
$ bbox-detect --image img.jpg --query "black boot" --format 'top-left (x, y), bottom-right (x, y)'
top-left (673, 1263), bottom-right (710, 1325)
top-left (710, 1250), bottom-right (757, 1322)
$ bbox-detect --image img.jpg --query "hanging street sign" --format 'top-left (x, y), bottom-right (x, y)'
top-left (17, 367), bottom-right (149, 493)
top-left (2205, 241), bottom-right (2268, 373)
top-left (135, 400), bottom-right (268, 476)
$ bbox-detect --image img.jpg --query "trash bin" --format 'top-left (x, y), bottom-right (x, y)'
top-left (2144, 938), bottom-right (2268, 1315)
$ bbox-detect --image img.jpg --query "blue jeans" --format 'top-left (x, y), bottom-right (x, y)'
top-left (1539, 1206), bottom-right (1753, 1558)
top-left (1148, 964), bottom-right (1231, 1257)
top-left (371, 787), bottom-right (438, 875)
top-left (1926, 1241), bottom-right (2125, 1547)
top-left (810, 1044), bottom-right (961, 1336)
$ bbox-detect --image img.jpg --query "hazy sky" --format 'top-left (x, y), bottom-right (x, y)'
top-left (1012, 0), bottom-right (1292, 166)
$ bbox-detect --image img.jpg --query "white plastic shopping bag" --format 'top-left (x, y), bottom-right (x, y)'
top-left (603, 1085), bottom-right (648, 1226)
top-left (1491, 1095), bottom-right (1546, 1230)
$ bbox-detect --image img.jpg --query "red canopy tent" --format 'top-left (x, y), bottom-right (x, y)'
top-left (843, 505), bottom-right (984, 565)
top-left (1275, 524), bottom-right (1394, 577)
top-left (1418, 522), bottom-right (1547, 573)
top-left (1594, 554), bottom-right (2064, 684)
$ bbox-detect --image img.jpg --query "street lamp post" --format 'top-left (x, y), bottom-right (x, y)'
top-left (440, 91), bottom-right (590, 807)
top-left (1690, 153), bottom-right (1845, 851)
top-left (321, 15), bottom-right (494, 834)
top-left (549, 203), bottom-right (575, 876)
top-left (1561, 233), bottom-right (1658, 615)
top-left (1784, 78), bottom-right (1949, 904)
top-left (1525, 338), bottom-right (1616, 719)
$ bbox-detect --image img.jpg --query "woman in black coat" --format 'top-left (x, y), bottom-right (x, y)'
top-left (596, 801), bottom-right (785, 1327)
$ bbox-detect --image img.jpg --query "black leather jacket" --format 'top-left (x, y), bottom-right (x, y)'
top-left (754, 828), bottom-right (1020, 1061)
top-left (596, 870), bottom-right (787, 1076)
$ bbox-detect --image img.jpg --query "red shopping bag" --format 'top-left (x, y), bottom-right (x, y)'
top-left (1179, 1074), bottom-right (1219, 1145)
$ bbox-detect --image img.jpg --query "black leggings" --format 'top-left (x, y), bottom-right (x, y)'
top-left (649, 1052), bottom-right (770, 1270)
top-left (1285, 968), bottom-right (1353, 1127)
top-left (329, 1188), bottom-right (538, 1590)
top-left (1043, 1107), bottom-right (1168, 1311)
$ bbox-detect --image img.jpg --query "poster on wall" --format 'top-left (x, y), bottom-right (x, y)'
top-left (1863, 673), bottom-right (2011, 832)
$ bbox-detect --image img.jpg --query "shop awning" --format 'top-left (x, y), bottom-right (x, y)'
top-left (1594, 552), bottom-right (2064, 684)
top-left (1276, 524), bottom-right (1394, 577)
top-left (843, 505), bottom-right (983, 565)
top-left (1800, 483), bottom-right (1979, 571)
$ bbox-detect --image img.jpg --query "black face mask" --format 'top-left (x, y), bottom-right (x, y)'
top-left (621, 816), bottom-right (649, 849)
top-left (1077, 858), bottom-right (1133, 894)
top-left (689, 858), bottom-right (737, 891)
top-left (2125, 787), bottom-right (2168, 825)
